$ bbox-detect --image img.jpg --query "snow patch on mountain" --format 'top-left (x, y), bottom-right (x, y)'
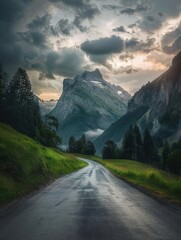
top-left (91, 81), bottom-right (105, 88)
top-left (118, 91), bottom-right (123, 95)
top-left (49, 69), bottom-right (131, 143)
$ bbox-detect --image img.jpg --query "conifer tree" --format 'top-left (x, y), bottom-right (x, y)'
top-left (84, 140), bottom-right (96, 155)
top-left (0, 64), bottom-right (7, 102)
top-left (68, 135), bottom-right (95, 155)
top-left (102, 140), bottom-right (117, 159)
top-left (0, 64), bottom-right (8, 122)
top-left (6, 68), bottom-right (40, 137)
top-left (133, 125), bottom-right (143, 161)
top-left (143, 128), bottom-right (155, 164)
top-left (69, 136), bottom-right (76, 153)
top-left (122, 126), bottom-right (134, 160)
top-left (162, 141), bottom-right (170, 170)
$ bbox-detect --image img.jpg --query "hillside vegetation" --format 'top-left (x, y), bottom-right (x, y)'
top-left (0, 123), bottom-right (87, 205)
top-left (90, 156), bottom-right (181, 204)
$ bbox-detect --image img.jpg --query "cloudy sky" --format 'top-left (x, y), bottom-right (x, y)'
top-left (1, 0), bottom-right (181, 100)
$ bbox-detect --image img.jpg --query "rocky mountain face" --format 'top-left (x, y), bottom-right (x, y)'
top-left (39, 99), bottom-right (58, 116)
top-left (95, 51), bottom-right (181, 152)
top-left (49, 69), bottom-right (131, 143)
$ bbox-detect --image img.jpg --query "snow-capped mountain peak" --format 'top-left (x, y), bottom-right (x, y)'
top-left (49, 69), bottom-right (131, 143)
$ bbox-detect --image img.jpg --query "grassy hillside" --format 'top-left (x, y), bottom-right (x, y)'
top-left (0, 123), bottom-right (87, 205)
top-left (90, 156), bottom-right (181, 204)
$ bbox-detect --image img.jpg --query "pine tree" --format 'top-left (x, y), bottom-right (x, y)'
top-left (122, 126), bottom-right (134, 160)
top-left (0, 64), bottom-right (8, 122)
top-left (7, 68), bottom-right (34, 104)
top-left (143, 128), bottom-right (155, 164)
top-left (46, 116), bottom-right (59, 131)
top-left (0, 63), bottom-right (7, 102)
top-left (68, 136), bottom-right (76, 153)
top-left (84, 141), bottom-right (96, 155)
top-left (133, 125), bottom-right (143, 161)
top-left (6, 68), bottom-right (40, 137)
top-left (162, 141), bottom-right (170, 170)
top-left (102, 140), bottom-right (117, 159)
top-left (79, 134), bottom-right (86, 153)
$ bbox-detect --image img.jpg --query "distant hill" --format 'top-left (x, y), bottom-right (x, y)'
top-left (49, 69), bottom-right (131, 143)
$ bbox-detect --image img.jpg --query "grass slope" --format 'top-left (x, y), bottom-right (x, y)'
top-left (0, 123), bottom-right (87, 205)
top-left (90, 156), bottom-right (181, 204)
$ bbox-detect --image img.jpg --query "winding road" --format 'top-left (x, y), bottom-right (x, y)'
top-left (0, 158), bottom-right (181, 240)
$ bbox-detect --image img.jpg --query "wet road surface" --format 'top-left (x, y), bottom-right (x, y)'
top-left (0, 158), bottom-right (181, 240)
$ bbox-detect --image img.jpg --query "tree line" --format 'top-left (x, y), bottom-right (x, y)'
top-left (102, 126), bottom-right (156, 163)
top-left (0, 64), bottom-right (60, 148)
top-left (102, 125), bottom-right (181, 175)
top-left (68, 135), bottom-right (95, 155)
top-left (161, 139), bottom-right (181, 175)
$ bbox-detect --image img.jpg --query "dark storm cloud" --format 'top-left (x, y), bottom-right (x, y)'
top-left (162, 36), bottom-right (181, 55)
top-left (161, 22), bottom-right (181, 55)
top-left (125, 68), bottom-right (138, 74)
top-left (119, 53), bottom-right (134, 62)
top-left (45, 48), bottom-right (85, 77)
top-left (88, 54), bottom-right (110, 67)
top-left (27, 13), bottom-right (52, 31)
top-left (103, 3), bottom-right (147, 17)
top-left (81, 35), bottom-right (156, 66)
top-left (39, 71), bottom-right (55, 80)
top-left (128, 23), bottom-right (137, 28)
top-left (27, 13), bottom-right (74, 36)
top-left (81, 35), bottom-right (124, 55)
top-left (1, 0), bottom-right (181, 88)
top-left (0, 0), bottom-right (31, 71)
top-left (55, 19), bottom-right (74, 36)
top-left (119, 0), bottom-right (181, 32)
top-left (145, 16), bottom-right (155, 22)
top-left (102, 4), bottom-right (122, 11)
top-left (49, 0), bottom-right (100, 20)
top-left (19, 31), bottom-right (47, 48)
top-left (126, 38), bottom-right (156, 53)
top-left (120, 4), bottom-right (148, 15)
top-left (27, 13), bottom-right (85, 37)
top-left (161, 22), bottom-right (181, 47)
top-left (29, 48), bottom-right (85, 78)
top-left (112, 65), bottom-right (139, 75)
top-left (0, 0), bottom-right (25, 23)
top-left (139, 16), bottom-right (162, 32)
top-left (158, 12), bottom-right (164, 17)
top-left (113, 26), bottom-right (127, 33)
top-left (73, 16), bottom-right (88, 33)
top-left (139, 0), bottom-right (181, 32)
top-left (0, 0), bottom-right (86, 79)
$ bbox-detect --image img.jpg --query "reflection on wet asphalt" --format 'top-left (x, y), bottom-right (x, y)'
top-left (0, 158), bottom-right (181, 240)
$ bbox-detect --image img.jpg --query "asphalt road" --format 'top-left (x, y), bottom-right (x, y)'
top-left (0, 158), bottom-right (181, 240)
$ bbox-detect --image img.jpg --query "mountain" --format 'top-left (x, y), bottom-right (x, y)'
top-left (95, 51), bottom-right (181, 152)
top-left (33, 95), bottom-right (57, 116)
top-left (49, 69), bottom-right (131, 143)
top-left (39, 99), bottom-right (58, 116)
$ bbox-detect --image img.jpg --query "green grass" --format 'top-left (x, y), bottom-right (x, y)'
top-left (89, 156), bottom-right (181, 204)
top-left (0, 123), bottom-right (87, 205)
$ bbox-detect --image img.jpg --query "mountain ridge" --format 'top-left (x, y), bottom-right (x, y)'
top-left (94, 51), bottom-right (181, 152)
top-left (49, 69), bottom-right (131, 143)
